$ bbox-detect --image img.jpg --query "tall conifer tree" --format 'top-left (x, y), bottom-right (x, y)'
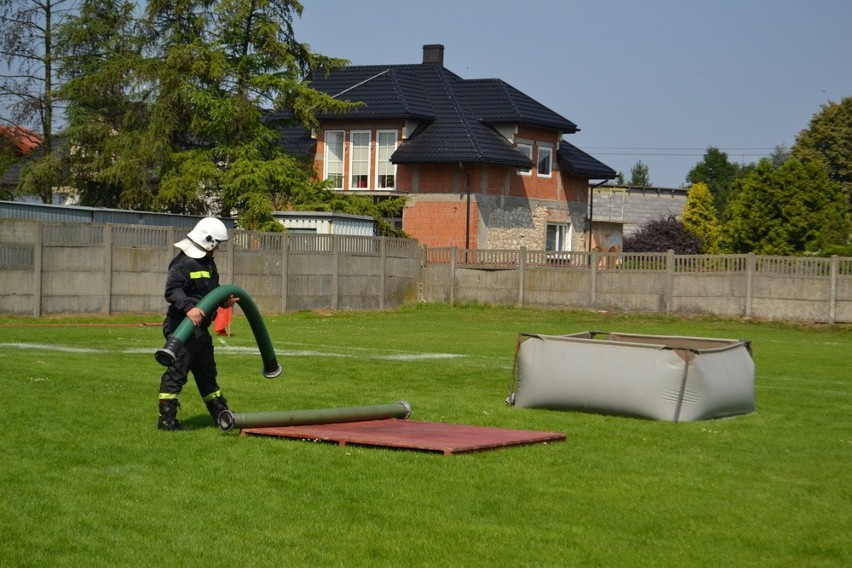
top-left (681, 182), bottom-right (722, 253)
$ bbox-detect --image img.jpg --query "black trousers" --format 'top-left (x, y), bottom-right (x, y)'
top-left (159, 326), bottom-right (221, 400)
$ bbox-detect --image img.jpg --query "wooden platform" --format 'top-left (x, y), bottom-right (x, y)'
top-left (240, 418), bottom-right (565, 456)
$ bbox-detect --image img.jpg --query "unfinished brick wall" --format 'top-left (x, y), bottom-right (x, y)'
top-left (403, 198), bottom-right (480, 249)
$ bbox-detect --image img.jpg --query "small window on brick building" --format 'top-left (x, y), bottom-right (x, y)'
top-left (377, 130), bottom-right (397, 188)
top-left (517, 143), bottom-right (532, 176)
top-left (324, 131), bottom-right (344, 189)
top-left (537, 145), bottom-right (553, 178)
top-left (546, 223), bottom-right (571, 251)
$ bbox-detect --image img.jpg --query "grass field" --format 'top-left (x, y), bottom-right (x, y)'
top-left (1, 304), bottom-right (850, 567)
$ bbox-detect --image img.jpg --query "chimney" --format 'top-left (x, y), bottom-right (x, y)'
top-left (422, 44), bottom-right (445, 65)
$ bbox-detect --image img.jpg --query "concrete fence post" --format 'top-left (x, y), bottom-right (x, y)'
top-left (224, 232), bottom-right (234, 285)
top-left (829, 255), bottom-right (838, 324)
top-left (281, 233), bottom-right (289, 313)
top-left (103, 224), bottom-right (113, 315)
top-left (449, 247), bottom-right (457, 304)
top-left (665, 249), bottom-right (675, 313)
top-left (590, 250), bottom-right (599, 307)
top-left (418, 245), bottom-right (427, 302)
top-left (332, 235), bottom-right (339, 310)
top-left (746, 253), bottom-right (755, 317)
top-left (518, 246), bottom-right (527, 306)
top-left (33, 222), bottom-right (43, 317)
top-left (379, 237), bottom-right (387, 310)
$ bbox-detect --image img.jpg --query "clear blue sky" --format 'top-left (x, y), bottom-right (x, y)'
top-left (295, 0), bottom-right (852, 188)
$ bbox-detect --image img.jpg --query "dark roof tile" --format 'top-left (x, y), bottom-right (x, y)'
top-left (558, 141), bottom-right (617, 179)
top-left (310, 65), bottom-right (435, 120)
top-left (461, 79), bottom-right (578, 132)
top-left (286, 52), bottom-right (611, 175)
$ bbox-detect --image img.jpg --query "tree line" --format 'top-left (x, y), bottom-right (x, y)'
top-left (624, 97), bottom-right (851, 256)
top-left (2, 2), bottom-right (849, 251)
top-left (0, 0), bottom-right (405, 234)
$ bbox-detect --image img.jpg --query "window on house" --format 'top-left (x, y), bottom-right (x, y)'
top-left (537, 145), bottom-right (553, 178)
top-left (324, 131), bottom-right (344, 189)
top-left (377, 130), bottom-right (397, 188)
top-left (350, 130), bottom-right (371, 189)
top-left (517, 143), bottom-right (532, 176)
top-left (546, 223), bottom-right (572, 251)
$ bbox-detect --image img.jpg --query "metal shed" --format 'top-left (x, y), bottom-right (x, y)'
top-left (273, 211), bottom-right (375, 236)
top-left (0, 200), bottom-right (233, 229)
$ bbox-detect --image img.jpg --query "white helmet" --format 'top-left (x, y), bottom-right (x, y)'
top-left (174, 217), bottom-right (229, 258)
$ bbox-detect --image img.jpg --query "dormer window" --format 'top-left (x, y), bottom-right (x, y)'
top-left (537, 145), bottom-right (553, 178)
top-left (517, 143), bottom-right (532, 176)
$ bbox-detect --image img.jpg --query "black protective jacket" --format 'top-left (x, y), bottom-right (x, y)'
top-left (163, 252), bottom-right (221, 334)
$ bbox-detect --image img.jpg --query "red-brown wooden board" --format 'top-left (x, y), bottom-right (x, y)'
top-left (240, 418), bottom-right (565, 455)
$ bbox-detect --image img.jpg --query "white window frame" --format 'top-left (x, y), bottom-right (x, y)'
top-left (546, 223), bottom-right (572, 251)
top-left (537, 144), bottom-right (553, 178)
top-left (324, 130), bottom-right (345, 190)
top-left (376, 129), bottom-right (398, 189)
top-left (517, 143), bottom-right (532, 176)
top-left (349, 130), bottom-right (371, 189)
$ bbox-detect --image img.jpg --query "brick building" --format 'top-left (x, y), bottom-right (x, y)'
top-left (280, 44), bottom-right (616, 250)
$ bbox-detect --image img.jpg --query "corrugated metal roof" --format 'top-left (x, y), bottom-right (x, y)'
top-left (0, 201), bottom-right (235, 228)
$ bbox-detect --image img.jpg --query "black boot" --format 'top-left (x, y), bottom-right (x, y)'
top-left (205, 395), bottom-right (229, 427)
top-left (158, 398), bottom-right (185, 431)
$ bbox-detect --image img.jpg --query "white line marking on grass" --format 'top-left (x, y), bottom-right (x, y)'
top-left (0, 342), bottom-right (102, 353)
top-left (275, 341), bottom-right (486, 361)
top-left (768, 375), bottom-right (850, 387)
top-left (143, 342), bottom-right (465, 361)
top-left (760, 385), bottom-right (850, 396)
top-left (206, 345), bottom-right (463, 361)
top-left (2, 342), bottom-right (465, 362)
top-left (377, 353), bottom-right (462, 361)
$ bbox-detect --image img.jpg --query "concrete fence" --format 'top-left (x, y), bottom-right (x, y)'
top-left (420, 247), bottom-right (852, 323)
top-left (2, 219), bottom-right (851, 323)
top-left (0, 219), bottom-right (421, 316)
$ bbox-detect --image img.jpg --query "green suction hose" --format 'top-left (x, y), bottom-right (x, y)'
top-left (155, 284), bottom-right (283, 378)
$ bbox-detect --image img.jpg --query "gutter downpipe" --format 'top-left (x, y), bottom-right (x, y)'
top-left (460, 162), bottom-right (471, 265)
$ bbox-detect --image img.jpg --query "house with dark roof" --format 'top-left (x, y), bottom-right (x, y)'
top-left (282, 44), bottom-right (615, 250)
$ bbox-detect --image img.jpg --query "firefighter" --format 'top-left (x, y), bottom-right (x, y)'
top-left (157, 217), bottom-right (239, 431)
